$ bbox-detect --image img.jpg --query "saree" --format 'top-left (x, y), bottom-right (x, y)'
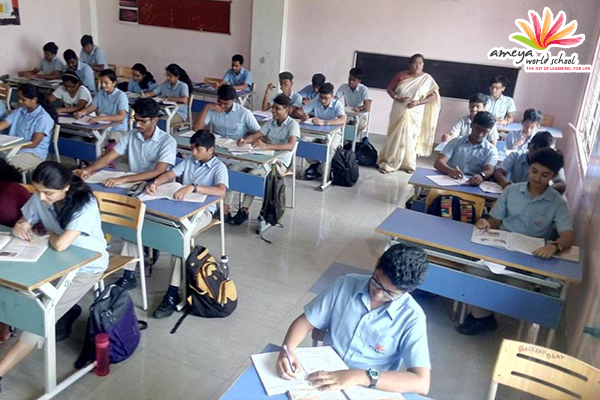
top-left (378, 73), bottom-right (441, 172)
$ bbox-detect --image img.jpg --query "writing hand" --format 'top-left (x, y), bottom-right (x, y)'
top-left (13, 221), bottom-right (34, 242)
top-left (275, 349), bottom-right (301, 380)
top-left (476, 219), bottom-right (491, 231)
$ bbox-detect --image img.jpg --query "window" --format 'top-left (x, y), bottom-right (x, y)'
top-left (577, 36), bottom-right (600, 164)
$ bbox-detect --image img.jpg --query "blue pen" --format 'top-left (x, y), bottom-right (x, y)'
top-left (282, 344), bottom-right (296, 373)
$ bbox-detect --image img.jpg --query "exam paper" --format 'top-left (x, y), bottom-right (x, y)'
top-left (0, 233), bottom-right (49, 263)
top-left (426, 174), bottom-right (470, 187)
top-left (137, 182), bottom-right (207, 203)
top-left (479, 181), bottom-right (503, 194)
top-left (251, 352), bottom-right (312, 396)
top-left (85, 170), bottom-right (137, 189)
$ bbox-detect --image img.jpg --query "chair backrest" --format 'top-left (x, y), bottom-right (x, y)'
top-left (117, 66), bottom-right (133, 79)
top-left (108, 63), bottom-right (117, 72)
top-left (542, 113), bottom-right (554, 127)
top-left (52, 124), bottom-right (61, 163)
top-left (94, 191), bottom-right (146, 234)
top-left (20, 183), bottom-right (35, 194)
top-left (204, 76), bottom-right (221, 88)
top-left (425, 188), bottom-right (485, 221)
top-left (0, 83), bottom-right (12, 110)
top-left (186, 93), bottom-right (194, 123)
top-left (489, 339), bottom-right (600, 400)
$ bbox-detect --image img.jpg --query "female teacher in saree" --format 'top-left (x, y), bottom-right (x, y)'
top-left (378, 54), bottom-right (441, 174)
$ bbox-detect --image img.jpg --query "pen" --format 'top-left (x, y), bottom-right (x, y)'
top-left (283, 344), bottom-right (296, 373)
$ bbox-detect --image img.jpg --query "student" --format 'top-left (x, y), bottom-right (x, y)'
top-left (0, 84), bottom-right (56, 171)
top-left (335, 68), bottom-right (372, 134)
top-left (276, 244), bottom-right (430, 395)
top-left (505, 109), bottom-right (543, 151)
top-left (63, 49), bottom-right (97, 95)
top-left (0, 100), bottom-right (6, 120)
top-left (74, 69), bottom-right (129, 140)
top-left (458, 148), bottom-right (574, 335)
top-left (228, 94), bottom-right (299, 225)
top-left (17, 42), bottom-right (64, 80)
top-left (441, 93), bottom-right (499, 145)
top-left (261, 71), bottom-right (303, 112)
top-left (485, 76), bottom-right (516, 125)
top-left (434, 111), bottom-right (498, 186)
top-left (127, 63), bottom-right (157, 94)
top-left (141, 64), bottom-right (192, 125)
top-left (79, 34), bottom-right (109, 72)
top-left (48, 71), bottom-right (92, 114)
top-left (146, 131), bottom-right (228, 318)
top-left (0, 161), bottom-right (108, 393)
top-left (220, 54), bottom-right (252, 91)
top-left (296, 82), bottom-right (346, 180)
top-left (298, 73), bottom-right (326, 105)
top-left (495, 131), bottom-right (566, 194)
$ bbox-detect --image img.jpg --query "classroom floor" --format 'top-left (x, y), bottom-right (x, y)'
top-left (0, 135), bottom-right (550, 400)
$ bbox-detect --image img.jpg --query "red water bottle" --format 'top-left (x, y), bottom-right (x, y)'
top-left (95, 333), bottom-right (110, 377)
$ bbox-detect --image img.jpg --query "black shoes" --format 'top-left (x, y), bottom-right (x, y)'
top-left (304, 164), bottom-right (322, 181)
top-left (224, 212), bottom-right (235, 225)
top-left (153, 294), bottom-right (181, 319)
top-left (232, 209), bottom-right (249, 225)
top-left (56, 305), bottom-right (82, 342)
top-left (456, 314), bottom-right (498, 336)
top-left (115, 276), bottom-right (138, 291)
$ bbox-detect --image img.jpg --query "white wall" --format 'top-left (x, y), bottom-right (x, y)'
top-left (0, 0), bottom-right (83, 74)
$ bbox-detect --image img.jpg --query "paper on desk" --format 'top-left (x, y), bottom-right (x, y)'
top-left (426, 174), bottom-right (470, 187)
top-left (479, 181), bottom-right (503, 194)
top-left (58, 116), bottom-right (76, 125)
top-left (0, 233), bottom-right (49, 263)
top-left (228, 143), bottom-right (253, 153)
top-left (555, 246), bottom-right (580, 263)
top-left (0, 135), bottom-right (22, 147)
top-left (215, 137), bottom-right (236, 149)
top-left (137, 182), bottom-right (207, 203)
top-left (152, 97), bottom-right (177, 106)
top-left (85, 170), bottom-right (137, 189)
top-left (344, 386), bottom-right (405, 400)
top-left (179, 130), bottom-right (195, 138)
top-left (434, 142), bottom-right (447, 152)
top-left (253, 110), bottom-right (273, 120)
top-left (251, 352), bottom-right (312, 396)
top-left (72, 114), bottom-right (110, 126)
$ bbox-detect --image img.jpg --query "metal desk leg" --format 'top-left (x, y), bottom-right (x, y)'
top-left (165, 108), bottom-right (176, 134)
top-left (319, 130), bottom-right (339, 191)
top-left (5, 146), bottom-right (22, 160)
top-left (546, 282), bottom-right (569, 348)
top-left (91, 128), bottom-right (110, 160)
top-left (219, 199), bottom-right (226, 257)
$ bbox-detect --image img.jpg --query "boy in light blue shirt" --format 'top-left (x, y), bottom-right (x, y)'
top-left (79, 35), bottom-right (109, 72)
top-left (0, 100), bottom-right (7, 120)
top-left (18, 42), bottom-right (64, 80)
top-left (276, 244), bottom-right (431, 395)
top-left (146, 130), bottom-right (228, 319)
top-left (485, 76), bottom-right (517, 126)
top-left (298, 73), bottom-right (326, 105)
top-left (505, 109), bottom-right (543, 151)
top-left (261, 71), bottom-right (303, 112)
top-left (441, 93), bottom-right (499, 145)
top-left (335, 68), bottom-right (371, 134)
top-left (63, 49), bottom-right (97, 95)
top-left (220, 54), bottom-right (252, 91)
top-left (434, 111), bottom-right (498, 186)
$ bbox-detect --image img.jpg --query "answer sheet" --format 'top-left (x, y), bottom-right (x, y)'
top-left (137, 182), bottom-right (207, 203)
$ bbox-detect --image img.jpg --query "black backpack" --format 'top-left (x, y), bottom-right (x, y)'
top-left (426, 195), bottom-right (477, 225)
top-left (331, 147), bottom-right (359, 187)
top-left (355, 137), bottom-right (379, 167)
top-left (260, 165), bottom-right (286, 226)
top-left (171, 246), bottom-right (238, 334)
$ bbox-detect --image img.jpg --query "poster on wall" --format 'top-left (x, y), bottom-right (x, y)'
top-left (119, 0), bottom-right (138, 24)
top-left (0, 0), bottom-right (20, 26)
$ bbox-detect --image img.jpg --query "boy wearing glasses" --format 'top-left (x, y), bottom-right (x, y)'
top-left (275, 244), bottom-right (431, 395)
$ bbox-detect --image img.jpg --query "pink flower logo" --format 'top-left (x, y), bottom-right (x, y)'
top-left (511, 8), bottom-right (585, 51)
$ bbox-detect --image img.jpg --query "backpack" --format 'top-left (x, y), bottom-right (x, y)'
top-left (75, 285), bottom-right (146, 369)
top-left (260, 165), bottom-right (286, 227)
top-left (354, 137), bottom-right (379, 167)
top-left (170, 246), bottom-right (238, 334)
top-left (426, 195), bottom-right (477, 224)
top-left (331, 147), bottom-right (359, 187)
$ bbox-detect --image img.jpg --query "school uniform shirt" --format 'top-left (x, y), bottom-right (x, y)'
top-left (65, 61), bottom-right (97, 95)
top-left (449, 115), bottom-right (499, 143)
top-left (304, 274), bottom-right (430, 371)
top-left (171, 155), bottom-right (229, 213)
top-left (21, 194), bottom-right (109, 273)
top-left (335, 83), bottom-right (370, 108)
top-left (127, 78), bottom-right (158, 94)
top-left (441, 135), bottom-right (498, 176)
top-left (114, 126), bottom-right (177, 173)
top-left (37, 56), bottom-right (64, 75)
top-left (79, 45), bottom-right (108, 69)
top-left (499, 150), bottom-right (566, 184)
top-left (153, 80), bottom-right (190, 121)
top-left (204, 102), bottom-right (261, 140)
top-left (6, 105), bottom-right (54, 160)
top-left (52, 85), bottom-right (93, 108)
top-left (298, 84), bottom-right (318, 100)
top-left (91, 88), bottom-right (129, 132)
top-left (222, 67), bottom-right (252, 87)
top-left (489, 182), bottom-right (572, 239)
top-left (505, 129), bottom-right (534, 151)
top-left (0, 101), bottom-right (7, 120)
top-left (485, 95), bottom-right (517, 120)
top-left (260, 116), bottom-right (300, 167)
top-left (302, 98), bottom-right (346, 120)
top-left (268, 91), bottom-right (303, 109)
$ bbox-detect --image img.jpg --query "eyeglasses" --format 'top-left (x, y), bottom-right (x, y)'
top-left (370, 276), bottom-right (402, 301)
top-left (134, 118), bottom-right (152, 124)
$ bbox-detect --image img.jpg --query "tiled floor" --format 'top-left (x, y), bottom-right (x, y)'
top-left (1, 135), bottom-right (547, 399)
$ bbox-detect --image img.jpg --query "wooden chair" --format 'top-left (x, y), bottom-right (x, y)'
top-left (542, 113), bottom-right (554, 127)
top-left (51, 124), bottom-right (61, 163)
top-left (170, 94), bottom-right (194, 134)
top-left (0, 83), bottom-right (12, 110)
top-left (20, 183), bottom-right (35, 193)
top-left (425, 188), bottom-right (486, 221)
top-left (488, 339), bottom-right (600, 400)
top-left (117, 66), bottom-right (133, 80)
top-left (282, 142), bottom-right (298, 208)
top-left (108, 63), bottom-right (117, 72)
top-left (204, 76), bottom-right (222, 89)
top-left (94, 192), bottom-right (149, 310)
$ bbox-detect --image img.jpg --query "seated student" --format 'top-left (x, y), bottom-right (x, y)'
top-left (505, 108), bottom-right (543, 151)
top-left (127, 63), bottom-right (158, 94)
top-left (63, 49), bottom-right (96, 95)
top-left (0, 100), bottom-right (6, 120)
top-left (141, 64), bottom-right (192, 126)
top-left (0, 161), bottom-right (108, 393)
top-left (48, 71), bottom-right (92, 114)
top-left (434, 111), bottom-right (498, 187)
top-left (298, 73), bottom-right (326, 105)
top-left (486, 76), bottom-right (516, 126)
top-left (79, 34), bottom-right (108, 72)
top-left (74, 69), bottom-right (129, 141)
top-left (219, 54), bottom-right (252, 91)
top-left (146, 131), bottom-right (228, 318)
top-left (441, 93), bottom-right (499, 145)
top-left (295, 82), bottom-right (347, 180)
top-left (457, 148), bottom-right (573, 335)
top-left (228, 94), bottom-right (299, 225)
top-left (0, 84), bottom-right (56, 171)
top-left (18, 42), bottom-right (64, 80)
top-left (335, 67), bottom-right (372, 133)
top-left (261, 71), bottom-right (303, 112)
top-left (277, 244), bottom-right (430, 395)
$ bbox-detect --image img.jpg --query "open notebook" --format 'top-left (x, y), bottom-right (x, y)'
top-left (85, 170), bottom-right (137, 189)
top-left (251, 346), bottom-right (405, 400)
top-left (137, 182), bottom-right (207, 203)
top-left (0, 233), bottom-right (49, 263)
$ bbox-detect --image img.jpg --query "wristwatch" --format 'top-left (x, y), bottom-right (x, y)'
top-left (550, 242), bottom-right (563, 252)
top-left (366, 368), bottom-right (380, 389)
top-left (325, 120), bottom-right (330, 126)
top-left (478, 172), bottom-right (487, 180)
top-left (192, 184), bottom-right (198, 194)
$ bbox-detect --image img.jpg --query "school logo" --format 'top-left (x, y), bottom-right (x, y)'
top-left (371, 343), bottom-right (386, 354)
top-left (488, 8), bottom-right (591, 73)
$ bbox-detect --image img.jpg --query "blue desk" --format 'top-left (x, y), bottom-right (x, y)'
top-left (296, 122), bottom-right (344, 191)
top-left (126, 93), bottom-right (178, 134)
top-left (192, 83), bottom-right (253, 110)
top-left (375, 208), bottom-right (582, 346)
top-left (498, 123), bottom-right (563, 139)
top-left (57, 117), bottom-right (121, 162)
top-left (0, 225), bottom-right (102, 398)
top-left (409, 167), bottom-right (502, 201)
top-left (220, 344), bottom-right (428, 400)
top-left (0, 136), bottom-right (30, 160)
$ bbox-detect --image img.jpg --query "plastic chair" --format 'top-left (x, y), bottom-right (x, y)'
top-left (51, 124), bottom-right (61, 163)
top-left (170, 94), bottom-right (194, 134)
top-left (488, 339), bottom-right (600, 400)
top-left (282, 142), bottom-right (298, 208)
top-left (542, 113), bottom-right (555, 127)
top-left (0, 83), bottom-right (12, 110)
top-left (425, 188), bottom-right (486, 221)
top-left (117, 66), bottom-right (133, 80)
top-left (94, 191), bottom-right (148, 310)
top-left (108, 63), bottom-right (117, 72)
top-left (204, 76), bottom-right (222, 88)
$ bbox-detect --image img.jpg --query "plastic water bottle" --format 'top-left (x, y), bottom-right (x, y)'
top-left (95, 333), bottom-right (110, 377)
top-left (220, 255), bottom-right (229, 279)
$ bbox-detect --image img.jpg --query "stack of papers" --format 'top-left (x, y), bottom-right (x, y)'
top-left (85, 170), bottom-right (137, 189)
top-left (426, 174), bottom-right (470, 186)
top-left (0, 135), bottom-right (22, 147)
top-left (479, 181), bottom-right (503, 194)
top-left (153, 97), bottom-right (177, 106)
top-left (0, 233), bottom-right (49, 263)
top-left (137, 182), bottom-right (207, 203)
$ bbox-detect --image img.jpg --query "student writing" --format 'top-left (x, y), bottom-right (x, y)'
top-left (127, 63), bottom-right (158, 94)
top-left (18, 42), bottom-right (64, 80)
top-left (486, 75), bottom-right (516, 126)
top-left (79, 34), bottom-right (109, 72)
top-left (298, 73), bottom-right (326, 105)
top-left (441, 93), bottom-right (499, 145)
top-left (335, 67), bottom-right (372, 133)
top-left (141, 63), bottom-right (192, 126)
top-left (48, 71), bottom-right (92, 114)
top-left (63, 49), bottom-right (97, 95)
